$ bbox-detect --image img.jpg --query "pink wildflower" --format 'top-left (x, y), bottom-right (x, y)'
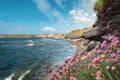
top-left (109, 50), bottom-right (112, 53)
top-left (96, 76), bottom-right (100, 80)
top-left (74, 53), bottom-right (78, 57)
top-left (101, 40), bottom-right (107, 48)
top-left (79, 52), bottom-right (84, 55)
top-left (92, 57), bottom-right (100, 63)
top-left (111, 66), bottom-right (116, 71)
top-left (95, 44), bottom-right (100, 50)
top-left (114, 39), bottom-right (119, 45)
top-left (97, 50), bottom-right (103, 54)
top-left (96, 71), bottom-right (102, 77)
top-left (50, 75), bottom-right (55, 80)
top-left (108, 36), bottom-right (114, 41)
top-left (110, 53), bottom-right (117, 58)
top-left (112, 37), bottom-right (119, 43)
top-left (117, 49), bottom-right (120, 54)
top-left (48, 68), bottom-right (52, 73)
top-left (69, 63), bottom-right (74, 67)
top-left (111, 58), bottom-right (118, 63)
top-left (110, 43), bottom-right (114, 47)
top-left (72, 77), bottom-right (78, 80)
top-left (97, 42), bottom-right (101, 45)
top-left (70, 57), bottom-right (75, 63)
top-left (101, 54), bottom-right (105, 59)
top-left (70, 77), bottom-right (78, 80)
top-left (64, 58), bottom-right (70, 63)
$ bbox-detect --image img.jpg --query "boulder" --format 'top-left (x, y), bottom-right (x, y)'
top-left (81, 27), bottom-right (104, 41)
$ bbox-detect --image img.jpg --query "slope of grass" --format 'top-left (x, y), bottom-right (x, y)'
top-left (94, 0), bottom-right (108, 12)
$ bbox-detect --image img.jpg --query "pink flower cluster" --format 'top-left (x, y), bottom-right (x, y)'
top-left (48, 36), bottom-right (120, 80)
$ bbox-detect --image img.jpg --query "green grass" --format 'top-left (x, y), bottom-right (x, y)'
top-left (94, 0), bottom-right (108, 12)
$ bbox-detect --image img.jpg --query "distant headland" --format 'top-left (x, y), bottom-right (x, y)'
top-left (0, 34), bottom-right (35, 38)
top-left (0, 34), bottom-right (65, 39)
top-left (0, 27), bottom-right (92, 39)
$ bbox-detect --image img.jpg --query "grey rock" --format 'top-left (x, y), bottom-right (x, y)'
top-left (81, 27), bottom-right (104, 40)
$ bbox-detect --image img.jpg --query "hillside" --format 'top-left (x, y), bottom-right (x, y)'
top-left (65, 27), bottom-right (93, 39)
top-left (0, 35), bottom-right (35, 38)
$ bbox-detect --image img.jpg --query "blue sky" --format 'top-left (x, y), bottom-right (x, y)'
top-left (0, 0), bottom-right (97, 34)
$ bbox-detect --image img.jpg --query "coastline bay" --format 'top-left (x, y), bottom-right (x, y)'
top-left (0, 38), bottom-right (76, 80)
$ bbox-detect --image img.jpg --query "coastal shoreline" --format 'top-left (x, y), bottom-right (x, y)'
top-left (39, 37), bottom-right (96, 80)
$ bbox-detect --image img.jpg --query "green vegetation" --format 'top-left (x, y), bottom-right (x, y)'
top-left (94, 0), bottom-right (108, 12)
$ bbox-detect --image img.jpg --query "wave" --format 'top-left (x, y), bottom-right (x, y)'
top-left (28, 40), bottom-right (32, 42)
top-left (68, 49), bottom-right (72, 52)
top-left (4, 73), bottom-right (14, 80)
top-left (72, 45), bottom-right (76, 48)
top-left (66, 56), bottom-right (71, 59)
top-left (53, 40), bottom-right (56, 41)
top-left (18, 70), bottom-right (30, 80)
top-left (25, 43), bottom-right (34, 46)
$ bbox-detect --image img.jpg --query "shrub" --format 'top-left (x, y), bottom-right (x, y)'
top-left (94, 0), bottom-right (108, 12)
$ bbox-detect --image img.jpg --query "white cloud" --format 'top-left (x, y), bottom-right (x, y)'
top-left (83, 0), bottom-right (97, 13)
top-left (32, 0), bottom-right (51, 18)
top-left (68, 0), bottom-right (97, 28)
top-left (73, 0), bottom-right (97, 13)
top-left (69, 9), bottom-right (96, 27)
top-left (32, 0), bottom-right (64, 20)
top-left (54, 0), bottom-right (67, 8)
top-left (41, 26), bottom-right (56, 32)
top-left (54, 0), bottom-right (63, 8)
top-left (30, 0), bottom-right (97, 33)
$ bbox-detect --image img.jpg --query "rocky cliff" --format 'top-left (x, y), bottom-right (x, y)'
top-left (82, 0), bottom-right (120, 40)
top-left (70, 0), bottom-right (120, 53)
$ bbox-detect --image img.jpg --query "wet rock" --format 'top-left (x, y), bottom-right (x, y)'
top-left (69, 38), bottom-right (96, 53)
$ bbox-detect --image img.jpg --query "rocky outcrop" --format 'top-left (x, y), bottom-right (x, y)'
top-left (74, 0), bottom-right (120, 53)
top-left (69, 38), bottom-right (96, 53)
top-left (82, 0), bottom-right (120, 40)
top-left (81, 27), bottom-right (104, 41)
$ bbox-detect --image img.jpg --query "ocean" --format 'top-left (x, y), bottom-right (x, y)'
top-left (0, 38), bottom-right (76, 80)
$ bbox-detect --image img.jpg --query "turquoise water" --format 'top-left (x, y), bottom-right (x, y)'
top-left (0, 38), bottom-right (76, 80)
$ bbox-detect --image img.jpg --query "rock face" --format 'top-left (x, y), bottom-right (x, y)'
top-left (69, 38), bottom-right (96, 53)
top-left (82, 0), bottom-right (120, 39)
top-left (82, 27), bottom-right (104, 41)
top-left (94, 0), bottom-right (120, 32)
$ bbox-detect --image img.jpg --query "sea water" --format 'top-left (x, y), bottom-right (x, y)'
top-left (0, 38), bottom-right (76, 80)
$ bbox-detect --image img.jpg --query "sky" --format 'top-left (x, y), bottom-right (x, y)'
top-left (0, 0), bottom-right (97, 34)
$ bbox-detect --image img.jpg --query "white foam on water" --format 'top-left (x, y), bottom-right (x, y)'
top-left (28, 40), bottom-right (32, 42)
top-left (68, 49), bottom-right (72, 52)
top-left (4, 73), bottom-right (14, 80)
top-left (72, 45), bottom-right (76, 48)
top-left (48, 39), bottom-right (52, 41)
top-left (24, 43), bottom-right (34, 46)
top-left (53, 40), bottom-right (56, 41)
top-left (27, 43), bottom-right (34, 46)
top-left (66, 56), bottom-right (71, 59)
top-left (18, 70), bottom-right (30, 80)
